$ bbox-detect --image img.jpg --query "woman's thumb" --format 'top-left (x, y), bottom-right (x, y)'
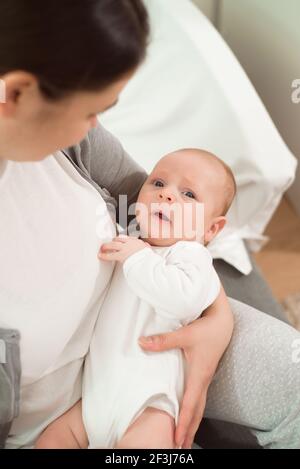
top-left (138, 330), bottom-right (181, 352)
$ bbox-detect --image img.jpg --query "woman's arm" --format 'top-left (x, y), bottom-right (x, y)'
top-left (197, 284), bottom-right (234, 358)
top-left (139, 284), bottom-right (234, 449)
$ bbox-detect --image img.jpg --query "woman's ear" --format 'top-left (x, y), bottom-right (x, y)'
top-left (0, 72), bottom-right (37, 118)
top-left (204, 216), bottom-right (227, 245)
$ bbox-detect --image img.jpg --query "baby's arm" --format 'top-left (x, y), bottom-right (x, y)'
top-left (122, 241), bottom-right (221, 324)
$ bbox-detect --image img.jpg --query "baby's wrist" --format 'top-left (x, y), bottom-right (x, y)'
top-left (127, 243), bottom-right (150, 259)
top-left (122, 244), bottom-right (152, 269)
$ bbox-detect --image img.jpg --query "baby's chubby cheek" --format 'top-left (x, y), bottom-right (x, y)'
top-left (135, 195), bottom-right (150, 222)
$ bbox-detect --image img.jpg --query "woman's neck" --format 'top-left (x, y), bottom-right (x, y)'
top-left (0, 158), bottom-right (8, 179)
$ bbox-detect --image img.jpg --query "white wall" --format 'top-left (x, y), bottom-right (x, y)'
top-left (192, 0), bottom-right (218, 24)
top-left (219, 0), bottom-right (300, 213)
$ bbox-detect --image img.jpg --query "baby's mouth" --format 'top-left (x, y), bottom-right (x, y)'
top-left (153, 210), bottom-right (171, 223)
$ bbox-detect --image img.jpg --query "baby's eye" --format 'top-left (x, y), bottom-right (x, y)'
top-left (183, 190), bottom-right (195, 199)
top-left (153, 179), bottom-right (164, 187)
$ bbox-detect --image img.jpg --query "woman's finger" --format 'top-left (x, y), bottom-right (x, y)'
top-left (179, 390), bottom-right (206, 449)
top-left (175, 375), bottom-right (202, 447)
top-left (138, 322), bottom-right (195, 352)
top-left (181, 407), bottom-right (204, 449)
top-left (138, 328), bottom-right (184, 351)
top-left (175, 354), bottom-right (208, 447)
top-left (138, 318), bottom-right (207, 353)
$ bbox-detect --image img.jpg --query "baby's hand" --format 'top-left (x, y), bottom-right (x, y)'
top-left (98, 236), bottom-right (151, 263)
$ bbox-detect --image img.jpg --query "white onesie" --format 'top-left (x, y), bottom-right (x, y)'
top-left (82, 240), bottom-right (221, 448)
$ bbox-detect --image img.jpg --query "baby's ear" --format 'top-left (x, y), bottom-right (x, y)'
top-left (204, 216), bottom-right (227, 244)
top-left (216, 216), bottom-right (227, 233)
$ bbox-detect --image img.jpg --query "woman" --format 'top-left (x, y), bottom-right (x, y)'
top-left (0, 0), bottom-right (299, 449)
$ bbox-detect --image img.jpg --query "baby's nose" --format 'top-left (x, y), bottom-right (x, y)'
top-left (158, 189), bottom-right (175, 202)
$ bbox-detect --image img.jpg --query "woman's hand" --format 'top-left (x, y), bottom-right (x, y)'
top-left (138, 285), bottom-right (234, 449)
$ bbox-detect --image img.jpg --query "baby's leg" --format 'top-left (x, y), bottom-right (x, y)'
top-left (115, 407), bottom-right (176, 449)
top-left (35, 400), bottom-right (89, 449)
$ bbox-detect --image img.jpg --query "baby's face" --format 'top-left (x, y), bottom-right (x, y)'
top-left (136, 150), bottom-right (226, 247)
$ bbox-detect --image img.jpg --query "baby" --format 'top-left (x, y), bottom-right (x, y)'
top-left (35, 148), bottom-right (236, 449)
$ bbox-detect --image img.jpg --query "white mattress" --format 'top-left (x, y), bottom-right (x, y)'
top-left (100, 0), bottom-right (297, 275)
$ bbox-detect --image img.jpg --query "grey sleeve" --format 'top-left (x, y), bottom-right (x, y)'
top-left (89, 124), bottom-right (148, 208)
top-left (0, 329), bottom-right (21, 449)
top-left (64, 123), bottom-right (148, 227)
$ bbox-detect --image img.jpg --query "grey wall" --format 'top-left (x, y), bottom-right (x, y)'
top-left (192, 0), bottom-right (300, 213)
top-left (192, 0), bottom-right (218, 24)
top-left (219, 0), bottom-right (300, 213)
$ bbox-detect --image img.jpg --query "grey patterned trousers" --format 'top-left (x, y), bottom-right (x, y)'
top-left (195, 298), bottom-right (300, 449)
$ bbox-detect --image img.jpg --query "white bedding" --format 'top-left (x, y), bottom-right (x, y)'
top-left (100, 0), bottom-right (297, 275)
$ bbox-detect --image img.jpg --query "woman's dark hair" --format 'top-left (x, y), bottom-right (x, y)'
top-left (0, 0), bottom-right (149, 99)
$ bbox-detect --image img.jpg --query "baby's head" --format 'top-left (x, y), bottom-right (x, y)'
top-left (135, 149), bottom-right (236, 247)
